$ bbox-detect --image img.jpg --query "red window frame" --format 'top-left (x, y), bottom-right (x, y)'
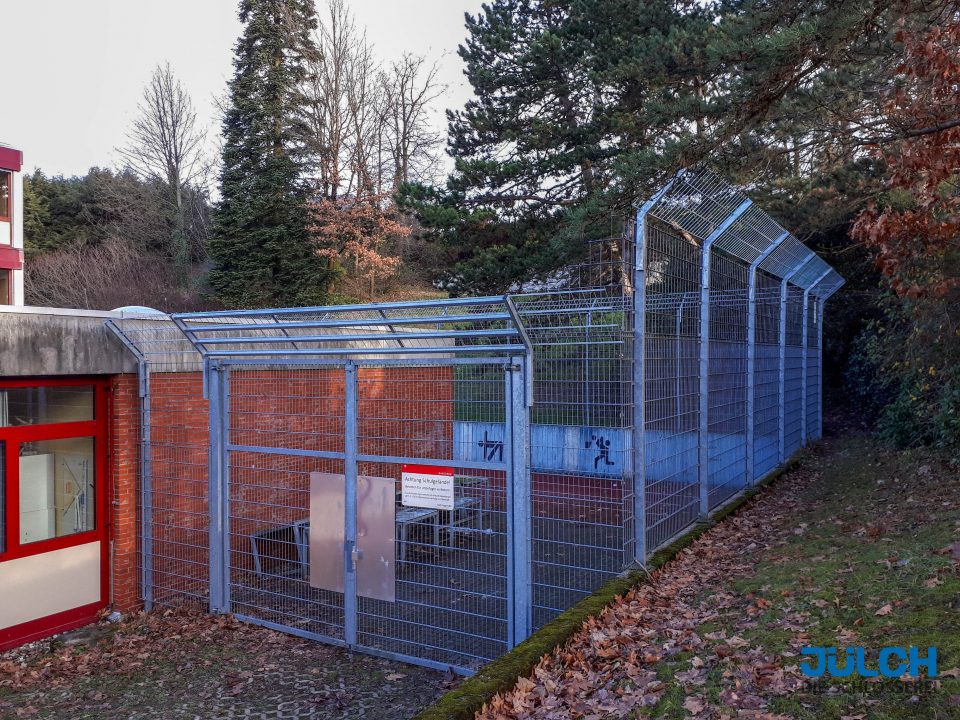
top-left (0, 170), bottom-right (10, 224)
top-left (0, 377), bottom-right (109, 562)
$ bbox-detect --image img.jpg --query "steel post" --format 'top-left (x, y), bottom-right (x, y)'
top-left (746, 232), bottom-right (788, 485)
top-left (344, 361), bottom-right (359, 647)
top-left (801, 270), bottom-right (831, 447)
top-left (698, 199), bottom-right (753, 517)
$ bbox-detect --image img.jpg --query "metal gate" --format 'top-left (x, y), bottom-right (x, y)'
top-left (208, 356), bottom-right (530, 672)
top-left (114, 297), bottom-right (539, 674)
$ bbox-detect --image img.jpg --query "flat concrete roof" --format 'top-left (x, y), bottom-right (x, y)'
top-left (0, 305), bottom-right (148, 376)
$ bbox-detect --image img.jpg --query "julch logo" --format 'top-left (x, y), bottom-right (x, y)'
top-left (800, 647), bottom-right (938, 679)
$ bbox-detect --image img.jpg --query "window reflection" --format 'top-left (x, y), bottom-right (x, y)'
top-left (19, 437), bottom-right (95, 544)
top-left (0, 386), bottom-right (94, 427)
top-left (0, 171), bottom-right (9, 220)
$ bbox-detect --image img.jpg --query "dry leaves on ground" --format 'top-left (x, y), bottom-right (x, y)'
top-left (0, 610), bottom-right (290, 692)
top-left (476, 466), bottom-right (821, 720)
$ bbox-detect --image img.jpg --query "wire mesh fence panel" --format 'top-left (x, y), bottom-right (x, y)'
top-left (103, 168), bottom-right (847, 676)
top-left (707, 250), bottom-right (749, 509)
top-left (753, 271), bottom-right (782, 479)
top-left (355, 363), bottom-right (509, 670)
top-left (784, 285), bottom-right (805, 456)
top-left (806, 298), bottom-right (821, 441)
top-left (513, 291), bottom-right (632, 629)
top-left (226, 368), bottom-right (347, 640)
top-left (643, 219), bottom-right (702, 552)
top-left (108, 317), bottom-right (210, 611)
top-left (148, 371), bottom-right (210, 608)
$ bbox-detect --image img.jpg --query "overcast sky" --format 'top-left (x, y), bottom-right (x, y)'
top-left (2, 0), bottom-right (485, 177)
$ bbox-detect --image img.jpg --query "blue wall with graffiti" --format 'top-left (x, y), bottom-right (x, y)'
top-left (455, 421), bottom-right (627, 477)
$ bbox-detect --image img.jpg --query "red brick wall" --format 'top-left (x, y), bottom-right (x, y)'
top-left (149, 372), bottom-right (210, 605)
top-left (109, 374), bottom-right (141, 612)
top-left (124, 365), bottom-right (623, 596)
top-left (135, 367), bottom-right (455, 586)
top-left (226, 366), bottom-right (455, 573)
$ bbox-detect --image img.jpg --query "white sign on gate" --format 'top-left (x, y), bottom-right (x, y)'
top-left (401, 464), bottom-right (454, 510)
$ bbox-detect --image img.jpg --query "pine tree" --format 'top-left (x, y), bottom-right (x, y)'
top-left (209, 0), bottom-right (335, 308)
top-left (403, 0), bottom-right (714, 294)
top-left (410, 0), bottom-right (951, 295)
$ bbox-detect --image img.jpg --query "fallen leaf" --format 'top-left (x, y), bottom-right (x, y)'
top-left (875, 604), bottom-right (893, 616)
top-left (682, 695), bottom-right (706, 714)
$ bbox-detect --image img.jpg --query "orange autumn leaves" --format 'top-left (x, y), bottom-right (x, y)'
top-left (308, 195), bottom-right (407, 299)
top-left (852, 21), bottom-right (960, 300)
top-left (475, 476), bottom-right (817, 720)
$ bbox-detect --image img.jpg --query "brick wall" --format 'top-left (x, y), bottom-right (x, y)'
top-left (149, 372), bottom-right (210, 606)
top-left (109, 374), bottom-right (141, 612)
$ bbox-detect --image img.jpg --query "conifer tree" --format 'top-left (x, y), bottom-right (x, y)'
top-left (209, 0), bottom-right (334, 308)
top-left (408, 0), bottom-right (951, 295)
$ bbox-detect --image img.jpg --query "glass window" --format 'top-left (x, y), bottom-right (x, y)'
top-left (0, 270), bottom-right (8, 305)
top-left (0, 171), bottom-right (9, 219)
top-left (0, 385), bottom-right (94, 427)
top-left (19, 437), bottom-right (95, 544)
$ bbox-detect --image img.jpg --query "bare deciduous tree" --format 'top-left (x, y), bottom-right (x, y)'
top-left (381, 53), bottom-right (445, 190)
top-left (118, 63), bottom-right (209, 284)
top-left (298, 0), bottom-right (446, 300)
top-left (24, 237), bottom-right (215, 312)
top-left (303, 0), bottom-right (366, 200)
top-left (303, 0), bottom-right (444, 200)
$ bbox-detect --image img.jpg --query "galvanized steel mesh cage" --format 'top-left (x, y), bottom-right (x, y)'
top-left (107, 168), bottom-right (842, 674)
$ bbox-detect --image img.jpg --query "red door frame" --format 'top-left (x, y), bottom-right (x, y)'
top-left (0, 377), bottom-right (111, 649)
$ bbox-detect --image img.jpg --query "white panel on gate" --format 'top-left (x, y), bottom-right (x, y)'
top-left (309, 472), bottom-right (345, 594)
top-left (356, 475), bottom-right (396, 603)
top-left (310, 472), bottom-right (397, 602)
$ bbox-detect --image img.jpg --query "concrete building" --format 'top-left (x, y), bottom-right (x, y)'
top-left (0, 143), bottom-right (24, 306)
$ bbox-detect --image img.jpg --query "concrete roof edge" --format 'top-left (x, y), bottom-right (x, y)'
top-left (0, 305), bottom-right (170, 320)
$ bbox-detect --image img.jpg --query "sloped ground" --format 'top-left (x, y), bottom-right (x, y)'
top-left (476, 429), bottom-right (960, 719)
top-left (0, 612), bottom-right (454, 719)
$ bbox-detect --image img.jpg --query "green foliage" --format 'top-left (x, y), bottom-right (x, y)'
top-left (22, 169), bottom-right (113, 253)
top-left (22, 167), bottom-right (211, 262)
top-left (847, 297), bottom-right (960, 452)
top-left (408, 0), bottom-right (946, 296)
top-left (845, 321), bottom-right (898, 424)
top-left (209, 0), bottom-right (335, 308)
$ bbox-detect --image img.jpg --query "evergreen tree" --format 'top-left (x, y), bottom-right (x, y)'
top-left (209, 0), bottom-right (334, 308)
top-left (409, 0), bottom-right (950, 295)
top-left (403, 0), bottom-right (716, 293)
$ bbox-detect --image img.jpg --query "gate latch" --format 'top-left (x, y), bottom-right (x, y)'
top-left (351, 546), bottom-right (364, 571)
